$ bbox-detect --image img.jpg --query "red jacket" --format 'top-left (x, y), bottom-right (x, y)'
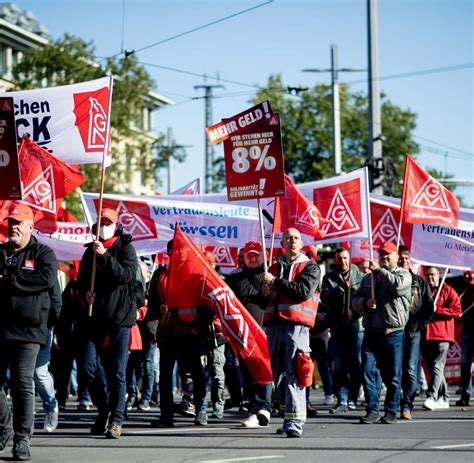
top-left (426, 283), bottom-right (461, 343)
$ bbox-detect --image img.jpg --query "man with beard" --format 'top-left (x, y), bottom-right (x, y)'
top-left (352, 241), bottom-right (411, 424)
top-left (0, 203), bottom-right (56, 461)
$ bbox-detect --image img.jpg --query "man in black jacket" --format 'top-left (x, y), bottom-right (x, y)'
top-left (77, 207), bottom-right (138, 439)
top-left (397, 246), bottom-right (434, 420)
top-left (0, 203), bottom-right (57, 461)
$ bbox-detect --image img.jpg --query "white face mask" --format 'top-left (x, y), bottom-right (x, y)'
top-left (99, 224), bottom-right (116, 240)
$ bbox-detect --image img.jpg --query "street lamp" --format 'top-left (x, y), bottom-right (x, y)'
top-left (303, 44), bottom-right (364, 176)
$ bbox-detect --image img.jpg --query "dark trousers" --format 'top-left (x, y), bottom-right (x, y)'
top-left (401, 331), bottom-right (421, 411)
top-left (78, 326), bottom-right (130, 426)
top-left (240, 360), bottom-right (272, 414)
top-left (0, 343), bottom-right (40, 443)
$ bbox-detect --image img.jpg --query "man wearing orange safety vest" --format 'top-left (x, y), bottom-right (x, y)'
top-left (262, 228), bottom-right (321, 438)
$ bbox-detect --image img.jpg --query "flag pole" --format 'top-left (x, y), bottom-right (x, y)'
top-left (88, 75), bottom-right (114, 317)
top-left (365, 167), bottom-right (375, 299)
top-left (433, 266), bottom-right (449, 311)
top-left (257, 198), bottom-right (268, 273)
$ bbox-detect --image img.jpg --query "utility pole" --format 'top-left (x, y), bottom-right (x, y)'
top-left (194, 81), bottom-right (224, 193)
top-left (367, 0), bottom-right (384, 193)
top-left (167, 127), bottom-right (173, 194)
top-left (303, 45), bottom-right (364, 176)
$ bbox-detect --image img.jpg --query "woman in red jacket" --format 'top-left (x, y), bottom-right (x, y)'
top-left (423, 266), bottom-right (461, 410)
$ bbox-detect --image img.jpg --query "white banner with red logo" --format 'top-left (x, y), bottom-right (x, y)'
top-left (0, 77), bottom-right (112, 165)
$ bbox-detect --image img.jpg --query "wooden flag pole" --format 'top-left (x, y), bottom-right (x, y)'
top-left (88, 75), bottom-right (114, 317)
top-left (257, 198), bottom-right (268, 273)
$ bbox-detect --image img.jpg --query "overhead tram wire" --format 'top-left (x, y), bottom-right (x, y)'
top-left (64, 0), bottom-right (274, 78)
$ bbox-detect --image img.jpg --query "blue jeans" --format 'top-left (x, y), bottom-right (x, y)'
top-left (460, 332), bottom-right (474, 400)
top-left (400, 331), bottom-right (421, 412)
top-left (0, 343), bottom-right (40, 443)
top-left (34, 329), bottom-right (58, 412)
top-left (79, 326), bottom-right (130, 426)
top-left (240, 358), bottom-right (272, 415)
top-left (330, 330), bottom-right (363, 403)
top-left (362, 329), bottom-right (404, 415)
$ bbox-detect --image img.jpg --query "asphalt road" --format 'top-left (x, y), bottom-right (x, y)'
top-left (1, 388), bottom-right (473, 463)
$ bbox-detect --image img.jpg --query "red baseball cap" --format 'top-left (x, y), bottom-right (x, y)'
top-left (100, 208), bottom-right (118, 223)
top-left (6, 203), bottom-right (34, 222)
top-left (378, 241), bottom-right (398, 254)
top-left (244, 240), bottom-right (262, 255)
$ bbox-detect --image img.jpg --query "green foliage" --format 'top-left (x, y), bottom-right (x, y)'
top-left (218, 74), bottom-right (420, 196)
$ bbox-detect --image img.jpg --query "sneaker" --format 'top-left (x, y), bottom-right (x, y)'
top-left (77, 401), bottom-right (90, 411)
top-left (241, 414), bottom-right (259, 428)
top-left (44, 406), bottom-right (59, 433)
top-left (12, 440), bottom-right (30, 461)
top-left (239, 401), bottom-right (249, 412)
top-left (224, 398), bottom-right (237, 410)
top-left (436, 397), bottom-right (450, 409)
top-left (286, 429), bottom-right (302, 438)
top-left (256, 409), bottom-right (270, 426)
top-left (194, 411), bottom-right (208, 426)
top-left (423, 397), bottom-right (437, 410)
top-left (381, 412), bottom-right (397, 424)
top-left (400, 410), bottom-right (412, 420)
top-left (0, 428), bottom-right (13, 452)
top-left (150, 418), bottom-right (174, 428)
top-left (138, 399), bottom-right (151, 411)
top-left (455, 398), bottom-right (470, 407)
top-left (212, 405), bottom-right (224, 419)
top-left (306, 403), bottom-right (318, 417)
top-left (105, 423), bottom-right (122, 439)
top-left (179, 401), bottom-right (196, 417)
top-left (90, 414), bottom-right (109, 435)
top-left (330, 403), bottom-right (349, 415)
top-left (359, 411), bottom-right (380, 424)
top-left (324, 395), bottom-right (335, 406)
top-left (125, 398), bottom-right (135, 411)
top-left (276, 426), bottom-right (286, 435)
top-left (348, 400), bottom-right (357, 411)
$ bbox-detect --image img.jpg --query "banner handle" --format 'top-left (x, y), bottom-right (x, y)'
top-left (433, 266), bottom-right (449, 311)
top-left (257, 198), bottom-right (268, 274)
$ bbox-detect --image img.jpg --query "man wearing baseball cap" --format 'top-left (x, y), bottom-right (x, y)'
top-left (0, 203), bottom-right (57, 460)
top-left (77, 205), bottom-right (138, 439)
top-left (226, 240), bottom-right (272, 428)
top-left (352, 241), bottom-right (412, 424)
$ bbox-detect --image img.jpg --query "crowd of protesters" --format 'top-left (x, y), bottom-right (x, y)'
top-left (0, 202), bottom-right (472, 460)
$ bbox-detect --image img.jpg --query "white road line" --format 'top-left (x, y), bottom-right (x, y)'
top-left (126, 427), bottom-right (231, 434)
top-left (402, 419), bottom-right (474, 423)
top-left (432, 443), bottom-right (474, 449)
top-left (198, 457), bottom-right (285, 463)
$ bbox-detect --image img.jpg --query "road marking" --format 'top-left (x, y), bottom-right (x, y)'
top-left (432, 443), bottom-right (474, 449)
top-left (198, 457), bottom-right (285, 463)
top-left (402, 419), bottom-right (474, 423)
top-left (126, 427), bottom-right (231, 434)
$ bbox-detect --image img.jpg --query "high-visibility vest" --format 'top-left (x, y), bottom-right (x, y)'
top-left (157, 269), bottom-right (197, 324)
top-left (263, 261), bottom-right (319, 327)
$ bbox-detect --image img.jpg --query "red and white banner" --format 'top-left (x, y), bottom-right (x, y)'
top-left (401, 154), bottom-right (459, 227)
top-left (171, 178), bottom-right (201, 195)
top-left (311, 168), bottom-right (370, 244)
top-left (206, 101), bottom-right (273, 145)
top-left (223, 113), bottom-right (285, 201)
top-left (0, 77), bottom-right (112, 165)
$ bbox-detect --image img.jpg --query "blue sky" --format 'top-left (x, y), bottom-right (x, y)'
top-left (17, 0), bottom-right (474, 205)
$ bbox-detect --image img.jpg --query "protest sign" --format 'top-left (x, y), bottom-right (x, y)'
top-left (0, 97), bottom-right (21, 200)
top-left (223, 113), bottom-right (285, 201)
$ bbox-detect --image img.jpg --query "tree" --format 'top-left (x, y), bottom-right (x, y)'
top-left (11, 34), bottom-right (181, 218)
top-left (215, 74), bottom-right (419, 196)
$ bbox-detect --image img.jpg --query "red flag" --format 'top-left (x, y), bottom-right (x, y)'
top-left (401, 154), bottom-right (459, 227)
top-left (273, 175), bottom-right (329, 239)
top-left (57, 207), bottom-right (79, 223)
top-left (166, 225), bottom-right (272, 385)
top-left (1, 136), bottom-right (85, 233)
